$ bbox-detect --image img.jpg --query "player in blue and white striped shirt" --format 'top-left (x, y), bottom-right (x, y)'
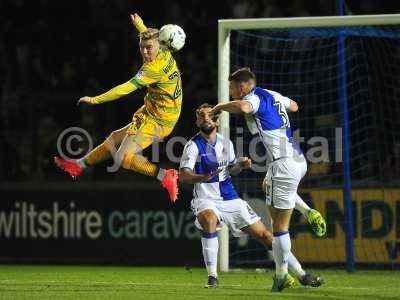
top-left (211, 68), bottom-right (324, 291)
top-left (179, 103), bottom-right (320, 289)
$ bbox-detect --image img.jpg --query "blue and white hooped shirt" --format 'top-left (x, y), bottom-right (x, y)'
top-left (180, 133), bottom-right (239, 201)
top-left (243, 87), bottom-right (302, 163)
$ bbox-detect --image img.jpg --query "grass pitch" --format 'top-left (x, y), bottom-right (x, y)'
top-left (0, 266), bottom-right (398, 300)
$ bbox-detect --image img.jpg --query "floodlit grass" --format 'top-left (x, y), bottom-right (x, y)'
top-left (0, 266), bottom-right (399, 300)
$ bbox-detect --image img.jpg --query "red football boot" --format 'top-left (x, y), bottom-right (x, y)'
top-left (161, 169), bottom-right (179, 203)
top-left (54, 156), bottom-right (82, 178)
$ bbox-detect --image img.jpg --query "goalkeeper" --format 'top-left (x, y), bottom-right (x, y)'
top-left (54, 14), bottom-right (181, 202)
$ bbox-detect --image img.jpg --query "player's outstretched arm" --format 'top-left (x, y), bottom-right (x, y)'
top-left (287, 99), bottom-right (299, 112)
top-left (130, 13), bottom-right (148, 33)
top-left (211, 100), bottom-right (253, 116)
top-left (77, 81), bottom-right (138, 105)
top-left (179, 168), bottom-right (223, 184)
top-left (229, 157), bottom-right (252, 176)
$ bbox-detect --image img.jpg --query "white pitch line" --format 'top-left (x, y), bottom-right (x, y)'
top-left (324, 286), bottom-right (400, 291)
top-left (0, 280), bottom-right (242, 288)
top-left (92, 281), bottom-right (243, 287)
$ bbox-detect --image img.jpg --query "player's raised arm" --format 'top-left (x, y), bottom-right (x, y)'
top-left (130, 13), bottom-right (148, 33)
top-left (210, 66), bottom-right (259, 115)
top-left (77, 81), bottom-right (138, 105)
top-left (210, 100), bottom-right (253, 115)
top-left (78, 28), bottom-right (162, 106)
top-left (287, 99), bottom-right (299, 112)
top-left (267, 88), bottom-right (299, 113)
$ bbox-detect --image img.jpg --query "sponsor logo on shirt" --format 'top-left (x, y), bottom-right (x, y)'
top-left (135, 70), bottom-right (145, 80)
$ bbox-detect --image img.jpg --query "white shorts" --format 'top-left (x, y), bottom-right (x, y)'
top-left (264, 156), bottom-right (307, 209)
top-left (191, 198), bottom-right (261, 237)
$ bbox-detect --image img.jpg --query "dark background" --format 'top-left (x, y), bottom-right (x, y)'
top-left (1, 0), bottom-right (400, 183)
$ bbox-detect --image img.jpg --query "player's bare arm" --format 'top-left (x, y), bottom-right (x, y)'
top-left (287, 99), bottom-right (299, 112)
top-left (179, 168), bottom-right (223, 184)
top-left (229, 157), bottom-right (252, 176)
top-left (211, 100), bottom-right (253, 116)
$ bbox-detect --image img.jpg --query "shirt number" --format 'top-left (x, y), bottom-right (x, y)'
top-left (168, 71), bottom-right (182, 99)
top-left (274, 101), bottom-right (289, 128)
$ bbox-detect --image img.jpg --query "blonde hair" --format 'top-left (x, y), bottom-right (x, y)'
top-left (139, 28), bottom-right (159, 41)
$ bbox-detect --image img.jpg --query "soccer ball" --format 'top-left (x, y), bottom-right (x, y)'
top-left (159, 24), bottom-right (186, 52)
